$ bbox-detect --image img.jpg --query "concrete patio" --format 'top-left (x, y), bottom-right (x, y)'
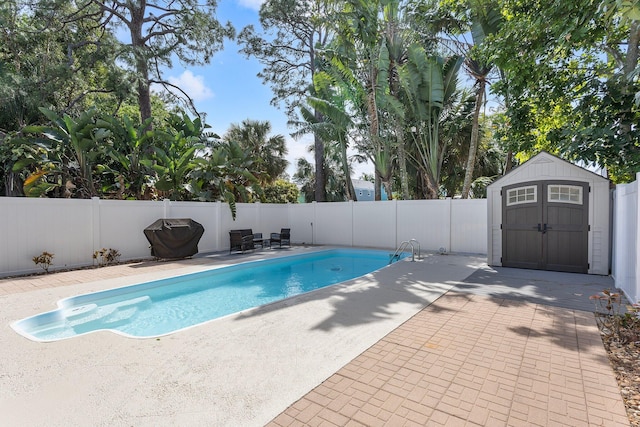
top-left (0, 247), bottom-right (629, 426)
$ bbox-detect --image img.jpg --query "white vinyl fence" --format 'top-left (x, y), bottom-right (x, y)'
top-left (0, 197), bottom-right (487, 277)
top-left (612, 172), bottom-right (640, 303)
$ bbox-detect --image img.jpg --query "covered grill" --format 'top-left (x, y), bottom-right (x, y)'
top-left (143, 218), bottom-right (204, 259)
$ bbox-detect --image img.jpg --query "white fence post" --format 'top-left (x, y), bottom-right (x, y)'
top-left (394, 199), bottom-right (398, 249)
top-left (350, 200), bottom-right (354, 247)
top-left (163, 198), bottom-right (171, 218)
top-left (312, 201), bottom-right (317, 245)
top-left (216, 201), bottom-right (222, 251)
top-left (636, 172), bottom-right (640, 302)
top-left (92, 197), bottom-right (101, 262)
top-left (612, 173), bottom-right (640, 303)
top-left (447, 198), bottom-right (452, 253)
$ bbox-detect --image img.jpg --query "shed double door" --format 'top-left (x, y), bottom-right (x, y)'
top-left (502, 180), bottom-right (589, 273)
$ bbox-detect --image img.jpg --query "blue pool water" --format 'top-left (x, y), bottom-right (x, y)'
top-left (12, 249), bottom-right (403, 341)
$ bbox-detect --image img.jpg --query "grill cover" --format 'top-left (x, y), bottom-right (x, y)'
top-left (143, 218), bottom-right (204, 259)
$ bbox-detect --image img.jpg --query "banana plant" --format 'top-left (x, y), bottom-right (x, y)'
top-left (149, 111), bottom-right (222, 200)
top-left (151, 130), bottom-right (205, 201)
top-left (23, 107), bottom-right (109, 198)
top-left (400, 45), bottom-right (463, 198)
top-left (97, 115), bottom-right (155, 199)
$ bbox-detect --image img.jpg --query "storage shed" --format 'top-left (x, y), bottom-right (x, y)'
top-left (487, 151), bottom-right (610, 275)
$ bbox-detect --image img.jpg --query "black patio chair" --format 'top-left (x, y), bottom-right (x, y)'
top-left (270, 228), bottom-right (291, 248)
top-left (229, 230), bottom-right (255, 253)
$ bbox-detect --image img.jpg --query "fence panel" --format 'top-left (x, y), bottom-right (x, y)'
top-left (98, 199), bottom-right (165, 260)
top-left (1, 197), bottom-right (492, 277)
top-left (451, 199), bottom-right (488, 254)
top-left (288, 203), bottom-right (315, 245)
top-left (612, 176), bottom-right (639, 303)
top-left (397, 200), bottom-right (451, 252)
top-left (352, 201), bottom-right (396, 249)
top-left (313, 202), bottom-right (354, 246)
top-left (254, 203), bottom-right (291, 244)
top-left (0, 198), bottom-right (93, 275)
top-left (167, 200), bottom-right (221, 253)
top-left (4, 193), bottom-right (638, 300)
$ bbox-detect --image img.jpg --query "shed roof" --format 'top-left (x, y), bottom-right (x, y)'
top-left (487, 151), bottom-right (609, 189)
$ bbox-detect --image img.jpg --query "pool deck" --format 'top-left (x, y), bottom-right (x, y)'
top-left (0, 246), bottom-right (629, 426)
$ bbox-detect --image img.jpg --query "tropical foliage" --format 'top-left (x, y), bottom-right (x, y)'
top-left (0, 0), bottom-right (273, 208)
top-left (3, 0), bottom-right (636, 206)
top-left (474, 0), bottom-right (640, 182)
top-left (281, 0), bottom-right (503, 199)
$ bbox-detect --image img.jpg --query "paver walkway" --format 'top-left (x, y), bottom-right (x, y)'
top-left (268, 291), bottom-right (629, 427)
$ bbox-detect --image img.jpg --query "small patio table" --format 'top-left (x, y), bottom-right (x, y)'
top-left (253, 236), bottom-right (271, 249)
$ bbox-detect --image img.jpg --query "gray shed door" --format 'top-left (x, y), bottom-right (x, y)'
top-left (502, 180), bottom-right (589, 273)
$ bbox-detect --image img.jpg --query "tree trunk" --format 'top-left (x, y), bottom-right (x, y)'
top-left (505, 150), bottom-right (513, 173)
top-left (395, 122), bottom-right (410, 200)
top-left (383, 180), bottom-right (393, 200)
top-left (340, 138), bottom-right (355, 201)
top-left (130, 1), bottom-right (153, 126)
top-left (624, 21), bottom-right (640, 76)
top-left (137, 66), bottom-right (152, 125)
top-left (345, 174), bottom-right (355, 201)
top-left (461, 80), bottom-right (485, 198)
top-left (424, 173), bottom-right (438, 199)
top-left (313, 110), bottom-right (326, 202)
top-left (367, 62), bottom-right (380, 200)
top-left (374, 172), bottom-right (381, 201)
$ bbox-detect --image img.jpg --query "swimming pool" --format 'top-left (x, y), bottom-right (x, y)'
top-left (12, 248), bottom-right (404, 341)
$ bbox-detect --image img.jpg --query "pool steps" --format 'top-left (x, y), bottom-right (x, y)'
top-left (28, 296), bottom-right (152, 337)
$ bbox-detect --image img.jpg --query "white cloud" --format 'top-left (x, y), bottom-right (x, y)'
top-left (237, 0), bottom-right (265, 11)
top-left (167, 70), bottom-right (214, 102)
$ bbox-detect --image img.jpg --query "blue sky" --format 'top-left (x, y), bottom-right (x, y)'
top-left (160, 0), bottom-right (372, 179)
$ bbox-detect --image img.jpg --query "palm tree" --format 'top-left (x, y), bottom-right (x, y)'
top-left (330, 0), bottom-right (394, 200)
top-left (460, 57), bottom-right (491, 198)
top-left (460, 5), bottom-right (502, 198)
top-left (383, 0), bottom-right (412, 200)
top-left (293, 141), bottom-right (352, 203)
top-left (190, 139), bottom-right (262, 218)
top-left (438, 91), bottom-right (474, 197)
top-left (223, 120), bottom-right (288, 186)
top-left (293, 157), bottom-right (316, 202)
top-left (294, 71), bottom-right (356, 200)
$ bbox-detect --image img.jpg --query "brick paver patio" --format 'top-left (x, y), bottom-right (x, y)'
top-left (268, 292), bottom-right (629, 427)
